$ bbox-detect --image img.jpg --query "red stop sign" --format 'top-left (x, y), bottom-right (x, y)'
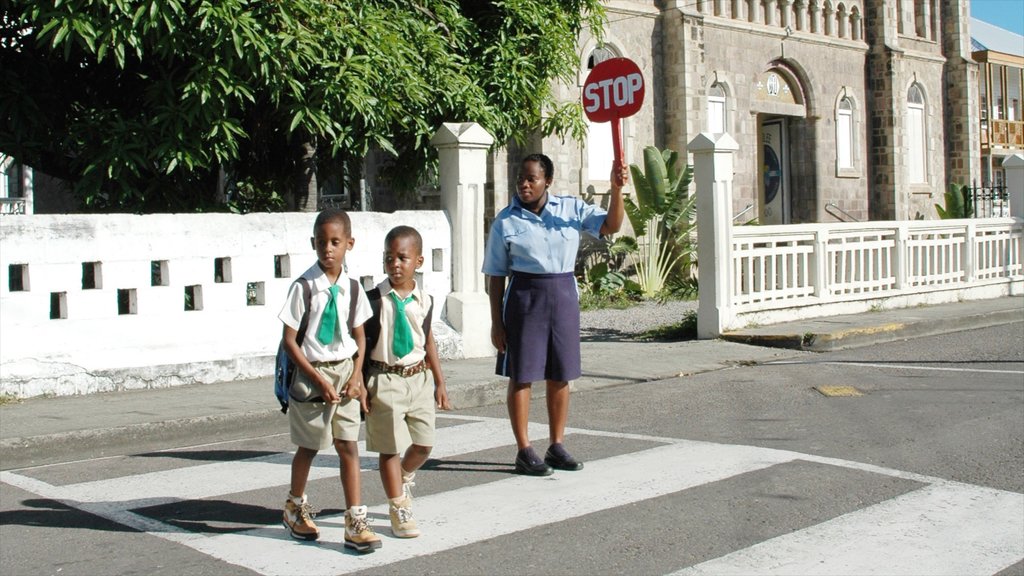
top-left (582, 57), bottom-right (645, 123)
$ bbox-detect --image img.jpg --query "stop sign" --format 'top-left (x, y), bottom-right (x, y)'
top-left (583, 57), bottom-right (645, 123)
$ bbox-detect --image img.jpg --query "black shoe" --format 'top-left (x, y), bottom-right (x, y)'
top-left (544, 444), bottom-right (584, 471)
top-left (515, 448), bottom-right (553, 476)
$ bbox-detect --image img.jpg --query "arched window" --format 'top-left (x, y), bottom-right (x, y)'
top-left (708, 83), bottom-right (727, 134)
top-left (907, 84), bottom-right (927, 184)
top-left (837, 96), bottom-right (855, 170)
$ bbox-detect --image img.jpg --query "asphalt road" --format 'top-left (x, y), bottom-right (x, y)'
top-left (2, 323), bottom-right (1022, 576)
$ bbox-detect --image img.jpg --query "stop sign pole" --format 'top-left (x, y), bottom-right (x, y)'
top-left (582, 57), bottom-right (645, 168)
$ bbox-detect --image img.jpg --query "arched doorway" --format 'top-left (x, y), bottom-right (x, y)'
top-left (751, 67), bottom-right (809, 224)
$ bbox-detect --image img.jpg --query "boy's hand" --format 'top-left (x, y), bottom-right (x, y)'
top-left (434, 382), bottom-right (452, 411)
top-left (343, 376), bottom-right (370, 413)
top-left (318, 376), bottom-right (340, 404)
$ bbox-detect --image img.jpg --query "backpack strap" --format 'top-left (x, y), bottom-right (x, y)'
top-left (294, 278), bottom-right (312, 346)
top-left (347, 277), bottom-right (359, 332)
top-left (422, 293), bottom-right (433, 338)
top-left (364, 287), bottom-right (383, 358)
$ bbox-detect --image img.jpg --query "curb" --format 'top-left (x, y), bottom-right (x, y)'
top-left (1, 409), bottom-right (283, 471)
top-left (722, 307), bottom-right (1023, 352)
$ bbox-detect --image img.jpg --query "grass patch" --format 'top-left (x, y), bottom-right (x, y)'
top-left (639, 310), bottom-right (697, 341)
top-left (579, 291), bottom-right (638, 311)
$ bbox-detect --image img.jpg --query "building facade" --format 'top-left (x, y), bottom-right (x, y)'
top-left (516, 0), bottom-right (984, 224)
top-left (972, 18), bottom-right (1024, 187)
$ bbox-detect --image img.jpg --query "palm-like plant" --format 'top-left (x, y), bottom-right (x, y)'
top-left (935, 183), bottom-right (974, 219)
top-left (626, 146), bottom-right (696, 298)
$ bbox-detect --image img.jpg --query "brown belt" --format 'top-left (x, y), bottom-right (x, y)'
top-left (369, 359), bottom-right (427, 377)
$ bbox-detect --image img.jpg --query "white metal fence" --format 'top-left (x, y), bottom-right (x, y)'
top-left (692, 133), bottom-right (1024, 337)
top-left (730, 219), bottom-right (1024, 313)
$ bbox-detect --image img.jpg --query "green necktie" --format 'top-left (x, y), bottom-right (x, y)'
top-left (390, 291), bottom-right (415, 358)
top-left (317, 285), bottom-right (340, 345)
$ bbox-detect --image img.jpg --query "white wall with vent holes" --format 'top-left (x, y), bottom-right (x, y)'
top-left (0, 211), bottom-right (453, 398)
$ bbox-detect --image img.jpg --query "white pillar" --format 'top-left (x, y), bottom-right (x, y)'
top-left (1004, 154), bottom-right (1024, 219)
top-left (691, 132), bottom-right (739, 338)
top-left (431, 122), bottom-right (495, 358)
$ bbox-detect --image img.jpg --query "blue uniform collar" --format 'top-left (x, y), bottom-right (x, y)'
top-left (511, 193), bottom-right (562, 216)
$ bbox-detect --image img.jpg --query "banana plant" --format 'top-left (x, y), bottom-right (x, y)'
top-left (935, 183), bottom-right (973, 219)
top-left (626, 146), bottom-right (696, 298)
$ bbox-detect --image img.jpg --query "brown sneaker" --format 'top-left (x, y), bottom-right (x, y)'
top-left (389, 497), bottom-right (421, 538)
top-left (283, 496), bottom-right (319, 541)
top-left (344, 506), bottom-right (382, 553)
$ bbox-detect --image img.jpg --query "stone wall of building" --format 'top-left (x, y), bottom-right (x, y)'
top-left (494, 0), bottom-right (974, 225)
top-left (942, 0), bottom-right (982, 190)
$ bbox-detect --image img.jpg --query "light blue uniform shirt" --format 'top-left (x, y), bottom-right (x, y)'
top-left (482, 194), bottom-right (607, 276)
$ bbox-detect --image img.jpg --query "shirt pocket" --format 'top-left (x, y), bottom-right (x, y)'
top-left (503, 223), bottom-right (528, 240)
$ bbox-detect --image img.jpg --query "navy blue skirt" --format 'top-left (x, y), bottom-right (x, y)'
top-left (496, 272), bottom-right (581, 384)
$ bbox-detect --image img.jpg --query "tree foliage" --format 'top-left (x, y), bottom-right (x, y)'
top-left (0, 0), bottom-right (605, 212)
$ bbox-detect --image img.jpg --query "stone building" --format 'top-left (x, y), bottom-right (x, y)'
top-left (508, 0), bottom-right (984, 224)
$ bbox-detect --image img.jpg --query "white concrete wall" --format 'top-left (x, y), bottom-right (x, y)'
top-left (0, 211), bottom-right (453, 397)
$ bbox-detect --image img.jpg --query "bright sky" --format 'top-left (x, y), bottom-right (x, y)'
top-left (971, 0), bottom-right (1024, 36)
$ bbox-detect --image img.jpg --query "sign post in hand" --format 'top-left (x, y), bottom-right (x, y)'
top-left (582, 57), bottom-right (645, 169)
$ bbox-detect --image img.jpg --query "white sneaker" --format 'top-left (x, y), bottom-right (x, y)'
top-left (389, 497), bottom-right (421, 538)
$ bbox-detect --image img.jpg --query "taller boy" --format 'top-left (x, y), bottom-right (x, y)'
top-left (278, 208), bottom-right (381, 552)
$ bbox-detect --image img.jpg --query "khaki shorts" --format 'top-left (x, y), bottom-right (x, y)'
top-left (365, 369), bottom-right (436, 455)
top-left (288, 359), bottom-right (361, 450)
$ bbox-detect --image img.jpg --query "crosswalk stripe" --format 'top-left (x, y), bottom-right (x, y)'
top-left (18, 418), bottom-right (521, 504)
top-left (183, 440), bottom-right (797, 575)
top-left (673, 482), bottom-right (1024, 576)
top-left (2, 415), bottom-right (1021, 576)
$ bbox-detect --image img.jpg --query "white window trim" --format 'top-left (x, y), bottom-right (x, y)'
top-left (907, 85), bottom-right (927, 185)
top-left (835, 93), bottom-right (860, 178)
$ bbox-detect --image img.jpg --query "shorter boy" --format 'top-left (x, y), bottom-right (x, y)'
top-left (279, 208), bottom-right (381, 552)
top-left (364, 225), bottom-right (451, 538)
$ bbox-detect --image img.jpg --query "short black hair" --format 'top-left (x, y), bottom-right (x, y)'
top-left (522, 153), bottom-right (554, 180)
top-left (314, 208), bottom-right (351, 237)
top-left (385, 225), bottom-right (423, 255)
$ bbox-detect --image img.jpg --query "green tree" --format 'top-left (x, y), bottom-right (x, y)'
top-left (0, 0), bottom-right (604, 212)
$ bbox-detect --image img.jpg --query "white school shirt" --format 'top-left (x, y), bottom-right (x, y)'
top-left (369, 279), bottom-right (431, 367)
top-left (278, 263), bottom-right (372, 363)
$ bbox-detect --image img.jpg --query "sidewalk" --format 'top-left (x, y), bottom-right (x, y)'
top-left (1, 296), bottom-right (1021, 470)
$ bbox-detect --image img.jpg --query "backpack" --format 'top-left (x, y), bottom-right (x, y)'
top-left (362, 287), bottom-right (433, 384)
top-left (274, 277), bottom-right (359, 414)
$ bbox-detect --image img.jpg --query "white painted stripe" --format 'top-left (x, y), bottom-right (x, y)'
top-left (769, 359), bottom-right (1024, 375)
top-left (3, 416), bottom-right (1022, 576)
top-left (673, 482), bottom-right (1024, 576)
top-left (183, 441), bottom-right (795, 576)
top-left (34, 417), bottom-right (530, 503)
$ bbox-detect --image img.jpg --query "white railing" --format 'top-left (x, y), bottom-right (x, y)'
top-left (692, 133), bottom-right (1024, 336)
top-left (729, 219), bottom-right (1023, 314)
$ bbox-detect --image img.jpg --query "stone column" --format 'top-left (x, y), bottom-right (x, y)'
top-left (1004, 154), bottom-right (1024, 219)
top-left (431, 122), bottom-right (495, 358)
top-left (691, 132), bottom-right (740, 338)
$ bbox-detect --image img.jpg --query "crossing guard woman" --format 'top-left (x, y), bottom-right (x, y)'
top-left (483, 153), bottom-right (627, 476)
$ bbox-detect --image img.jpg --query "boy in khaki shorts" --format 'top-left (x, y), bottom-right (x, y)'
top-left (364, 225), bottom-right (451, 538)
top-left (278, 208), bottom-right (381, 552)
